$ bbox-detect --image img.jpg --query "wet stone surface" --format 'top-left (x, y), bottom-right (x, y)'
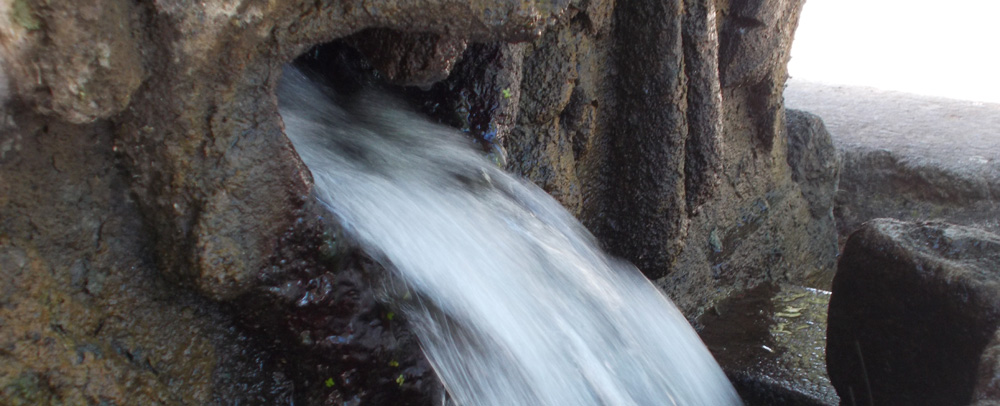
top-left (294, 40), bottom-right (516, 162)
top-left (237, 199), bottom-right (443, 405)
top-left (698, 283), bottom-right (838, 406)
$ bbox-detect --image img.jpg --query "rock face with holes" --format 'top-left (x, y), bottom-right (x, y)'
top-left (469, 0), bottom-right (837, 314)
top-left (0, 0), bottom-right (838, 403)
top-left (827, 219), bottom-right (1000, 406)
top-left (0, 0), bottom-right (572, 403)
top-left (0, 110), bottom-right (296, 404)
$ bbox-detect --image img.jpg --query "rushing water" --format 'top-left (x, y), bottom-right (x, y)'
top-left (278, 68), bottom-right (742, 406)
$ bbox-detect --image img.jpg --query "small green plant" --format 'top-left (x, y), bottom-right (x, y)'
top-left (386, 312), bottom-right (395, 321)
top-left (708, 229), bottom-right (722, 253)
top-left (324, 378), bottom-right (335, 388)
top-left (502, 88), bottom-right (512, 99)
top-left (388, 360), bottom-right (399, 367)
top-left (395, 374), bottom-right (405, 386)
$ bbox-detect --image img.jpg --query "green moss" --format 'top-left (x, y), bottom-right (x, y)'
top-left (11, 0), bottom-right (41, 31)
top-left (2, 373), bottom-right (55, 405)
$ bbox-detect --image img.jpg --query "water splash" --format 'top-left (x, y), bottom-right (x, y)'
top-left (278, 68), bottom-right (742, 406)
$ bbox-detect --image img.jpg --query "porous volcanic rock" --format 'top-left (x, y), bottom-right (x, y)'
top-left (827, 219), bottom-right (1000, 406)
top-left (0, 109), bottom-right (294, 404)
top-left (0, 0), bottom-right (838, 403)
top-left (0, 0), bottom-right (572, 403)
top-left (492, 0), bottom-right (840, 316)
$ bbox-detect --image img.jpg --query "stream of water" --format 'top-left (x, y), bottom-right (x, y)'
top-left (278, 67), bottom-right (742, 406)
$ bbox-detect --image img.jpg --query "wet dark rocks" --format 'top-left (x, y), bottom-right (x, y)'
top-left (699, 283), bottom-right (838, 406)
top-left (827, 219), bottom-right (1000, 405)
top-left (347, 29), bottom-right (469, 88)
top-left (243, 201), bottom-right (443, 405)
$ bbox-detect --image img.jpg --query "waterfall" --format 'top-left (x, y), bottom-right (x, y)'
top-left (278, 67), bottom-right (742, 406)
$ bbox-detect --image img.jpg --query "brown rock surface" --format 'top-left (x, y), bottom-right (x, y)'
top-left (0, 110), bottom-right (292, 404)
top-left (0, 0), bottom-right (841, 403)
top-left (495, 0), bottom-right (838, 316)
top-left (1, 0), bottom-right (572, 403)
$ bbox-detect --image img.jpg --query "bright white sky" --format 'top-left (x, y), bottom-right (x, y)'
top-left (788, 0), bottom-right (1000, 104)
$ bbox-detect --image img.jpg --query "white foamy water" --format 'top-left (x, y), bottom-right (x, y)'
top-left (278, 68), bottom-right (741, 406)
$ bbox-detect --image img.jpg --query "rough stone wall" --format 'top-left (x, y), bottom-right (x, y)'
top-left (0, 109), bottom-right (293, 404)
top-left (1, 0), bottom-right (570, 303)
top-left (502, 0), bottom-right (834, 314)
top-left (0, 0), bottom-right (831, 402)
top-left (1, 0), bottom-right (572, 403)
